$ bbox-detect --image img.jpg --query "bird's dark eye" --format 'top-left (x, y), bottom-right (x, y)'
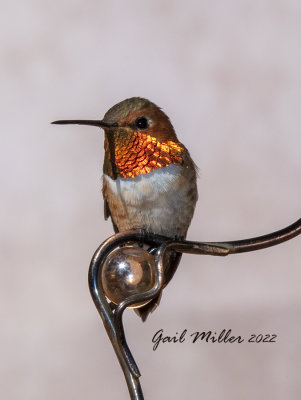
top-left (135, 117), bottom-right (149, 130)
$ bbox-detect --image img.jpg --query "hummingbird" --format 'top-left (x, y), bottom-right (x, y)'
top-left (52, 97), bottom-right (198, 320)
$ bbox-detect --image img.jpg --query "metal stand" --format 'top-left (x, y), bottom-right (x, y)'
top-left (88, 218), bottom-right (301, 400)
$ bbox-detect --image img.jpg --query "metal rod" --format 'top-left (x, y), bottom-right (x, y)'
top-left (88, 230), bottom-right (168, 399)
top-left (209, 217), bottom-right (301, 253)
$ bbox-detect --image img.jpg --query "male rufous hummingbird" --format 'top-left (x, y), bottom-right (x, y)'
top-left (52, 97), bottom-right (198, 321)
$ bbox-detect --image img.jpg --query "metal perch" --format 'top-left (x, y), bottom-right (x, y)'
top-left (88, 217), bottom-right (301, 400)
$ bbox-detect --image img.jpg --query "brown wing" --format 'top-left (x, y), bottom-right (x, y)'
top-left (103, 177), bottom-right (119, 233)
top-left (104, 197), bottom-right (110, 221)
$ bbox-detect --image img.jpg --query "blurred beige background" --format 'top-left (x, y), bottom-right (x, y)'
top-left (1, 1), bottom-right (300, 399)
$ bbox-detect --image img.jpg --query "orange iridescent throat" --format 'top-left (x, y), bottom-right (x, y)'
top-left (104, 131), bottom-right (184, 179)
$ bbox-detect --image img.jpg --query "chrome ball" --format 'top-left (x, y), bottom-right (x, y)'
top-left (100, 246), bottom-right (156, 308)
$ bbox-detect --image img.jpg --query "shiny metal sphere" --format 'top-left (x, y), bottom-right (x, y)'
top-left (100, 246), bottom-right (156, 308)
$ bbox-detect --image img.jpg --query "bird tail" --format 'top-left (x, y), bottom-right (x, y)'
top-left (134, 251), bottom-right (182, 321)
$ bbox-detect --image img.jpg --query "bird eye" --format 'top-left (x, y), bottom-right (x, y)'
top-left (135, 117), bottom-right (149, 130)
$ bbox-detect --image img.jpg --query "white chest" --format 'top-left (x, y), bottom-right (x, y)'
top-left (104, 164), bottom-right (184, 203)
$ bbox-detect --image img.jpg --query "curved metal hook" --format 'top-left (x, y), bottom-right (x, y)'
top-left (89, 217), bottom-right (301, 400)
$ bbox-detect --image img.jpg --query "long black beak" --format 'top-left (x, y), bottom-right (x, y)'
top-left (51, 119), bottom-right (118, 128)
